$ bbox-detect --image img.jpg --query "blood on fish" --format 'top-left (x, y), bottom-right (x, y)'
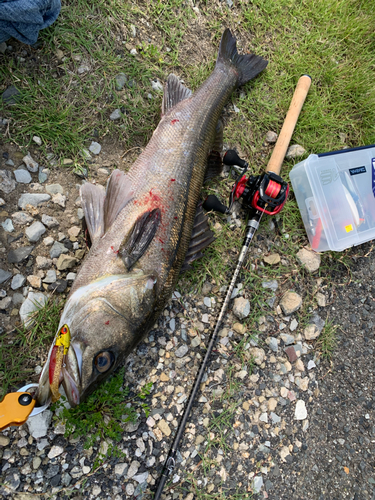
top-left (110, 246), bottom-right (119, 254)
top-left (171, 119), bottom-right (179, 124)
top-left (170, 179), bottom-right (175, 181)
top-left (105, 321), bottom-right (110, 325)
top-left (174, 216), bottom-right (178, 219)
top-left (159, 238), bottom-right (164, 244)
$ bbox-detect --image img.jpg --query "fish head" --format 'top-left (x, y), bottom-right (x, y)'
top-left (37, 271), bottom-right (157, 407)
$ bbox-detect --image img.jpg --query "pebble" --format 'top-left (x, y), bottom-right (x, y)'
top-left (11, 274), bottom-right (25, 289)
top-left (43, 236), bottom-right (54, 246)
top-left (18, 193), bottom-right (50, 209)
top-left (0, 169), bottom-right (16, 193)
top-left (2, 84), bottom-right (21, 104)
top-left (48, 445), bottom-right (64, 459)
top-left (262, 280), bottom-right (278, 291)
top-left (19, 291), bottom-right (47, 326)
top-left (50, 241), bottom-right (68, 259)
top-left (280, 333), bottom-right (295, 345)
top-left (25, 221), bottom-right (46, 242)
top-left (110, 109), bottom-right (122, 120)
top-left (26, 410), bottom-right (52, 438)
top-left (2, 218), bottom-right (14, 232)
top-left (36, 256), bottom-right (53, 269)
top-left (295, 400), bottom-right (307, 420)
top-left (43, 269), bottom-right (57, 283)
top-left (115, 72), bottom-right (127, 90)
top-left (157, 419), bottom-right (171, 436)
top-left (266, 131), bottom-right (278, 143)
top-left (0, 296), bottom-right (12, 309)
top-left (27, 275), bottom-right (41, 288)
top-left (114, 463), bottom-right (128, 475)
top-left (42, 214), bottom-right (59, 228)
top-left (289, 318), bottom-right (298, 331)
top-left (286, 144), bottom-right (306, 159)
top-left (66, 272), bottom-right (76, 281)
top-left (127, 460), bottom-right (140, 478)
top-left (304, 324), bottom-right (320, 340)
top-left (77, 63), bottom-right (90, 74)
top-left (296, 247), bottom-right (321, 272)
top-left (233, 297), bottom-right (250, 319)
top-left (203, 297), bottom-right (211, 307)
top-left (279, 291), bottom-right (302, 315)
top-left (8, 246), bottom-right (34, 263)
top-left (33, 135), bottom-right (42, 146)
top-left (266, 337), bottom-right (278, 352)
top-left (46, 183), bottom-right (64, 195)
top-left (14, 169), bottom-right (32, 183)
top-left (12, 211), bottom-right (34, 225)
top-left (89, 141), bottom-right (101, 155)
top-left (0, 197), bottom-right (5, 205)
top-left (52, 193), bottom-right (66, 207)
top-left (250, 347), bottom-right (265, 365)
top-left (264, 253), bottom-right (280, 265)
top-left (307, 360), bottom-right (316, 370)
top-left (175, 344), bottom-right (188, 358)
top-left (151, 79), bottom-right (163, 92)
top-left (23, 153), bottom-right (38, 172)
top-left (0, 269), bottom-right (12, 284)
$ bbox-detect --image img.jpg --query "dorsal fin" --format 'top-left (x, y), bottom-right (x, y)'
top-left (103, 170), bottom-right (133, 232)
top-left (162, 74), bottom-right (192, 115)
top-left (80, 183), bottom-right (105, 245)
top-left (180, 203), bottom-right (215, 272)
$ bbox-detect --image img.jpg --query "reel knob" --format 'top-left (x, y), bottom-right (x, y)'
top-left (223, 150), bottom-right (248, 169)
top-left (203, 195), bottom-right (230, 214)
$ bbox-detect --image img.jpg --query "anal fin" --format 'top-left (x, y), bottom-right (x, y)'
top-left (80, 183), bottom-right (105, 245)
top-left (120, 208), bottom-right (161, 270)
top-left (181, 203), bottom-right (215, 272)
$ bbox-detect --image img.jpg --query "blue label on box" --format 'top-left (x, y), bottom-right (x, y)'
top-left (349, 166), bottom-right (366, 175)
top-left (372, 158), bottom-right (375, 197)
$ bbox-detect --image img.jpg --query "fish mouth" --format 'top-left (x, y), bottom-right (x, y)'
top-left (37, 342), bottom-right (82, 408)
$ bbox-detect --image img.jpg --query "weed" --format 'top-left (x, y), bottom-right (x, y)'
top-left (317, 320), bottom-right (338, 360)
top-left (53, 369), bottom-right (152, 467)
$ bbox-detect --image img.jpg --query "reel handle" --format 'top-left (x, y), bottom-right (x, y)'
top-left (266, 75), bottom-right (311, 176)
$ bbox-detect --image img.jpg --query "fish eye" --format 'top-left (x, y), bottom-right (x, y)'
top-left (94, 351), bottom-right (113, 373)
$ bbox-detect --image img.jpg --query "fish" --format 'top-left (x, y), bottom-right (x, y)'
top-left (36, 29), bottom-right (267, 407)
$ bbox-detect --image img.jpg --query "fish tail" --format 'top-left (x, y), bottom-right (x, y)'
top-left (216, 29), bottom-right (268, 86)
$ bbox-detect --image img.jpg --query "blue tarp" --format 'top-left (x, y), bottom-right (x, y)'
top-left (0, 0), bottom-right (61, 45)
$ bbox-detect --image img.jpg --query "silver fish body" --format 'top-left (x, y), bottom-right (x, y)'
top-left (37, 29), bottom-right (267, 407)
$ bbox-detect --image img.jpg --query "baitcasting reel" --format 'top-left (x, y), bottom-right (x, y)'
top-left (203, 149), bottom-right (289, 216)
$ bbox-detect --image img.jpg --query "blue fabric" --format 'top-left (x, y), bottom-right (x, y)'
top-left (0, 0), bottom-right (61, 45)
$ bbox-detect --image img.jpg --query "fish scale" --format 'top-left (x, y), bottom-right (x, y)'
top-left (37, 29), bottom-right (268, 407)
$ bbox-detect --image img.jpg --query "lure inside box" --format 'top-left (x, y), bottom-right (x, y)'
top-left (289, 144), bottom-right (375, 252)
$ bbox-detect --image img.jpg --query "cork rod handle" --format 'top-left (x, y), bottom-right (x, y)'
top-left (266, 75), bottom-right (312, 175)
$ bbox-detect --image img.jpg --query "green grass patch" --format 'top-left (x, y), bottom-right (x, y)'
top-left (317, 320), bottom-right (338, 360)
top-left (0, 299), bottom-right (64, 398)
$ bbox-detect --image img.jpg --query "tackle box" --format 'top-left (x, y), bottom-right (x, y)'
top-left (289, 144), bottom-right (375, 252)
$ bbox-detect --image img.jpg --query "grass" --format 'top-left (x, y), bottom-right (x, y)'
top-left (0, 298), bottom-right (63, 398)
top-left (317, 319), bottom-right (338, 360)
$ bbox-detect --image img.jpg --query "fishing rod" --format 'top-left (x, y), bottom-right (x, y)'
top-left (154, 75), bottom-right (311, 499)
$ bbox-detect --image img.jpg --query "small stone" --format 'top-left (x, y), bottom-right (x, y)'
top-left (19, 291), bottom-right (47, 327)
top-left (265, 131), bottom-right (278, 143)
top-left (35, 256), bottom-right (52, 269)
top-left (151, 79), bottom-right (163, 92)
top-left (304, 324), bottom-right (320, 340)
top-left (52, 193), bottom-right (66, 207)
top-left (175, 344), bottom-right (188, 358)
top-left (279, 291), bottom-right (302, 315)
top-left (77, 63), bottom-right (90, 74)
top-left (0, 169), bottom-right (16, 193)
top-left (0, 42), bottom-right (7, 54)
top-left (160, 373), bottom-right (169, 382)
top-left (11, 274), bottom-right (26, 289)
top-left (299, 377), bottom-right (309, 391)
top-left (12, 211), bottom-right (34, 225)
top-left (33, 135), bottom-right (42, 146)
top-left (253, 476), bottom-right (264, 493)
top-left (295, 400), bottom-right (307, 420)
top-left (157, 419), bottom-right (171, 436)
top-left (110, 109), bottom-right (122, 120)
top-left (38, 166), bottom-right (48, 183)
top-left (43, 269), bottom-right (57, 283)
top-left (233, 297), bottom-right (250, 319)
top-left (26, 410), bottom-right (52, 438)
top-left (295, 359), bottom-right (305, 372)
top-left (68, 226), bottom-right (80, 239)
top-left (114, 463), bottom-right (128, 476)
top-left (43, 236), bottom-right (54, 246)
top-left (270, 412), bottom-right (281, 423)
top-left (8, 246), bottom-right (34, 263)
top-left (0, 197), bottom-right (5, 205)
top-left (296, 247), bottom-right (321, 273)
top-left (56, 255), bottom-right (78, 271)
top-left (66, 272), bottom-right (76, 281)
top-left (133, 471), bottom-right (148, 483)
top-left (127, 461), bottom-right (140, 479)
top-left (265, 337), bottom-right (278, 352)
top-left (18, 193), bottom-right (50, 209)
top-left (307, 360), bottom-right (316, 370)
top-left (115, 72), bottom-right (127, 90)
top-left (259, 412), bottom-right (268, 423)
top-left (264, 253), bottom-right (280, 265)
top-left (46, 183), bottom-right (64, 195)
top-left (285, 346), bottom-right (298, 363)
top-left (41, 214), bottom-right (59, 228)
top-left (0, 296), bottom-right (12, 309)
top-left (289, 319), bottom-right (298, 331)
top-left (203, 297), bottom-right (211, 307)
top-left (23, 153), bottom-right (38, 172)
top-left (0, 268), bottom-right (12, 284)
top-left (280, 333), bottom-right (295, 345)
top-left (48, 445), bottom-right (64, 459)
top-left (25, 221), bottom-right (46, 242)
top-left (14, 169), bottom-right (32, 183)
top-left (286, 144), bottom-right (306, 159)
top-left (2, 85), bottom-right (21, 105)
top-left (1, 218), bottom-right (14, 232)
top-left (262, 280), bottom-right (278, 291)
top-left (89, 141), bottom-right (101, 155)
top-left (316, 292), bottom-right (326, 307)
top-left (50, 241), bottom-right (68, 259)
top-left (27, 275), bottom-right (41, 288)
top-left (249, 347), bottom-right (265, 366)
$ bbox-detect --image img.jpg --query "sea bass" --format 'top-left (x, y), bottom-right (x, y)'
top-left (37, 29), bottom-right (267, 407)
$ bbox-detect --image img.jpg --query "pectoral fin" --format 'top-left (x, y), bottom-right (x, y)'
top-left (120, 208), bottom-right (161, 270)
top-left (104, 170), bottom-right (134, 232)
top-left (80, 183), bottom-right (105, 244)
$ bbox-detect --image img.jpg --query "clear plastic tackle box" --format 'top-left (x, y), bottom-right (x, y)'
top-left (289, 144), bottom-right (375, 252)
